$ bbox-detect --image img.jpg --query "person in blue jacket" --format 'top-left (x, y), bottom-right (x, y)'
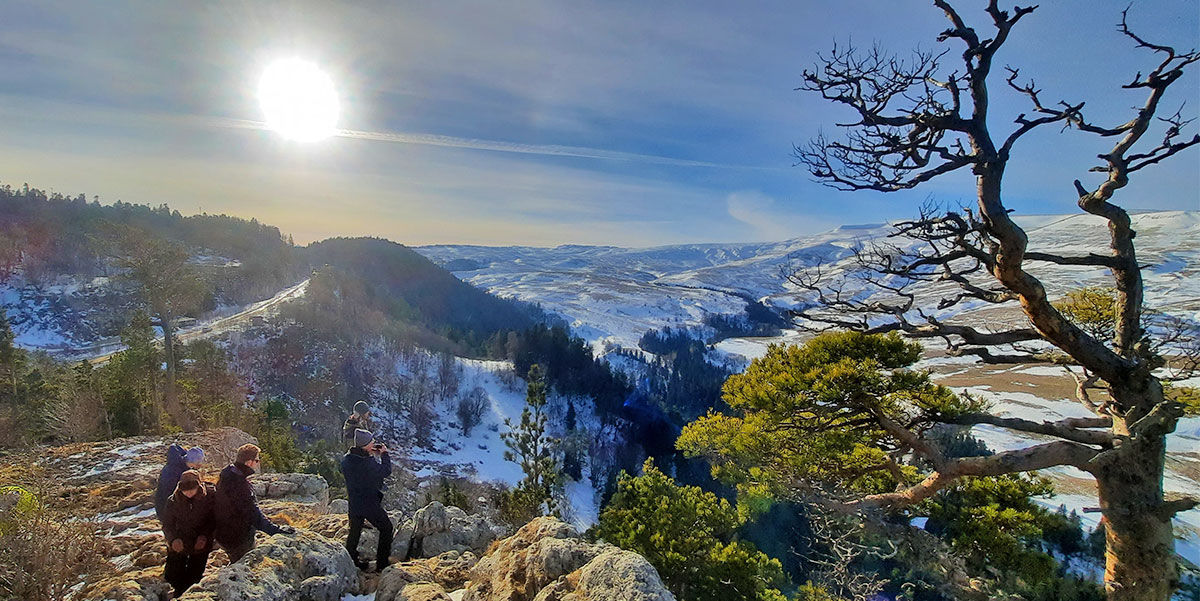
top-left (340, 429), bottom-right (393, 571)
top-left (154, 444), bottom-right (206, 521)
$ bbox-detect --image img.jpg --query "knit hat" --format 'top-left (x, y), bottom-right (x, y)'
top-left (353, 400), bottom-right (370, 416)
top-left (353, 428), bottom-right (374, 448)
top-left (185, 447), bottom-right (205, 465)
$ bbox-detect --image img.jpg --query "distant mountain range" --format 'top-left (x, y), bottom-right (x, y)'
top-left (416, 211), bottom-right (1200, 351)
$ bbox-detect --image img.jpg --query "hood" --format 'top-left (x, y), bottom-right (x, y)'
top-left (165, 443), bottom-right (188, 468)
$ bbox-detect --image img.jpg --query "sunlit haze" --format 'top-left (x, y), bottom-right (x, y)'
top-left (0, 1), bottom-right (1196, 246)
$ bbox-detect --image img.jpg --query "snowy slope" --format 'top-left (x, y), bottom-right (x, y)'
top-left (377, 356), bottom-right (603, 530)
top-left (417, 211), bottom-right (1200, 351)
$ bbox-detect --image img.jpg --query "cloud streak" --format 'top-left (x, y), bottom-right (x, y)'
top-left (211, 117), bottom-right (759, 169)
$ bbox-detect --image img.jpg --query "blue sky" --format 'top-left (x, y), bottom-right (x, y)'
top-left (1, 1), bottom-right (1196, 246)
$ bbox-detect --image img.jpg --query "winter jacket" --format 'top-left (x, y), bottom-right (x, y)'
top-left (340, 447), bottom-right (391, 516)
top-left (212, 463), bottom-right (282, 545)
top-left (342, 414), bottom-right (375, 442)
top-left (155, 444), bottom-right (188, 519)
top-left (161, 483), bottom-right (216, 554)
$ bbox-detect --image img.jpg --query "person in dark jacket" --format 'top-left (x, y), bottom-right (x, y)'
top-left (155, 444), bottom-right (205, 521)
top-left (161, 470), bottom-right (215, 597)
top-left (342, 400), bottom-right (375, 443)
top-left (340, 429), bottom-right (393, 571)
top-left (212, 444), bottom-right (293, 562)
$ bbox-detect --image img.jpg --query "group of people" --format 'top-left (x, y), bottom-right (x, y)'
top-left (154, 400), bottom-right (393, 598)
top-left (154, 442), bottom-right (294, 597)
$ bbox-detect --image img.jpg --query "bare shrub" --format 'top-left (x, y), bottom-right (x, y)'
top-left (456, 386), bottom-right (489, 436)
top-left (0, 481), bottom-right (111, 601)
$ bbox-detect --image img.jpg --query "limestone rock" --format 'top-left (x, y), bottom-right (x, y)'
top-left (532, 549), bottom-right (675, 601)
top-left (400, 582), bottom-right (454, 601)
top-left (377, 563), bottom-right (438, 601)
top-left (81, 566), bottom-right (174, 601)
top-left (178, 530), bottom-right (356, 601)
top-left (329, 498), bottom-right (349, 514)
top-left (376, 551), bottom-right (478, 601)
top-left (422, 550), bottom-right (479, 590)
top-left (406, 501), bottom-right (503, 559)
top-left (252, 472), bottom-right (330, 506)
top-left (461, 516), bottom-right (606, 601)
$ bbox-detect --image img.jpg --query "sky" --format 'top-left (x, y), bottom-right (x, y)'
top-left (1, 0), bottom-right (1197, 246)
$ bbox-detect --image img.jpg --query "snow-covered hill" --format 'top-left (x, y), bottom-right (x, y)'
top-left (417, 211), bottom-right (1200, 351)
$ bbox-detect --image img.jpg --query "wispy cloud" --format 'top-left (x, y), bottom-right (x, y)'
top-left (727, 190), bottom-right (791, 240)
top-left (210, 117), bottom-right (753, 169)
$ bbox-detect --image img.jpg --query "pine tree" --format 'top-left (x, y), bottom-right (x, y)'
top-left (101, 311), bottom-right (159, 436)
top-left (562, 400), bottom-right (583, 481)
top-left (0, 307), bottom-right (25, 400)
top-left (501, 364), bottom-right (563, 518)
top-left (595, 459), bottom-right (788, 601)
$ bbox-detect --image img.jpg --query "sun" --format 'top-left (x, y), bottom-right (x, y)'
top-left (258, 59), bottom-right (339, 142)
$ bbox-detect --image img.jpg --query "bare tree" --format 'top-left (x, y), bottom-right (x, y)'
top-left (436, 351), bottom-right (463, 403)
top-left (791, 3), bottom-right (1198, 599)
top-left (117, 232), bottom-right (207, 432)
top-left (456, 386), bottom-right (489, 436)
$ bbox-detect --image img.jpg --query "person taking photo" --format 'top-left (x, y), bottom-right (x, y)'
top-left (340, 429), bottom-right (393, 572)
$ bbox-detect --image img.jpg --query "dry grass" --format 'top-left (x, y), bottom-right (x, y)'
top-left (0, 487), bottom-right (113, 601)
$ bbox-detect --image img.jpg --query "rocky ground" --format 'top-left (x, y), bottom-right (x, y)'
top-left (0, 429), bottom-right (674, 601)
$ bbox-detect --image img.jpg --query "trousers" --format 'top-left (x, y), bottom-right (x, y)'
top-left (346, 504), bottom-right (394, 565)
top-left (163, 549), bottom-right (211, 596)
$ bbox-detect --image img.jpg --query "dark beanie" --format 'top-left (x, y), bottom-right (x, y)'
top-left (354, 400), bottom-right (370, 416)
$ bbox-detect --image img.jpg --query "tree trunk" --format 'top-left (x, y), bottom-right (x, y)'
top-left (159, 312), bottom-right (194, 432)
top-left (1096, 421), bottom-right (1178, 600)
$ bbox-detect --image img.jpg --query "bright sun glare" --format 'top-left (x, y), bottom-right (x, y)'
top-left (258, 59), bottom-right (339, 142)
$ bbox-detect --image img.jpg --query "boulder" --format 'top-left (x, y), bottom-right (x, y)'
top-left (178, 530), bottom-right (356, 601)
top-left (421, 550), bottom-right (479, 590)
top-left (532, 549), bottom-right (675, 601)
top-left (461, 516), bottom-right (606, 601)
top-left (405, 502), bottom-right (503, 559)
top-left (80, 566), bottom-right (174, 601)
top-left (376, 551), bottom-right (478, 601)
top-left (329, 498), bottom-right (349, 514)
top-left (399, 582), bottom-right (454, 601)
top-left (252, 472), bottom-right (330, 506)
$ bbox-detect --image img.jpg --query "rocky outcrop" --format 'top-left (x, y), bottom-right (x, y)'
top-left (178, 530), bottom-right (356, 601)
top-left (376, 550), bottom-right (480, 601)
top-left (461, 517), bottom-right (603, 601)
top-left (253, 472), bottom-right (331, 506)
top-left (456, 516), bottom-right (675, 601)
top-left (405, 501), bottom-right (505, 558)
top-left (532, 548), bottom-right (674, 601)
top-left (4, 430), bottom-right (672, 601)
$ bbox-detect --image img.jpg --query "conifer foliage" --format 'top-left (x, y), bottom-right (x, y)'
top-left (595, 459), bottom-right (788, 601)
top-left (500, 364), bottom-right (564, 522)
